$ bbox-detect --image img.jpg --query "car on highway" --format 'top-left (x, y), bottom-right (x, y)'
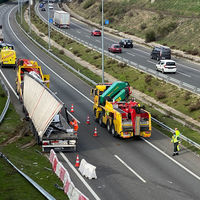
top-left (156, 60), bottom-right (177, 74)
top-left (108, 44), bottom-right (122, 53)
top-left (119, 39), bottom-right (133, 48)
top-left (91, 29), bottom-right (101, 36)
top-left (49, 6), bottom-right (54, 10)
top-left (39, 3), bottom-right (44, 8)
top-left (151, 46), bottom-right (171, 61)
top-left (41, 7), bottom-right (46, 11)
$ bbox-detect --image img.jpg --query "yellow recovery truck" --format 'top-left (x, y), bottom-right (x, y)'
top-left (0, 43), bottom-right (17, 68)
top-left (91, 81), bottom-right (152, 138)
top-left (16, 58), bottom-right (50, 101)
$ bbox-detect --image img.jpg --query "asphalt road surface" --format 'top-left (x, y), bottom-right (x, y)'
top-left (0, 2), bottom-right (200, 200)
top-left (36, 3), bottom-right (200, 91)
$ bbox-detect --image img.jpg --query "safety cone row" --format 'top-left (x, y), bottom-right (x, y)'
top-left (93, 127), bottom-right (98, 137)
top-left (86, 115), bottom-right (90, 125)
top-left (75, 154), bottom-right (80, 167)
top-left (70, 104), bottom-right (74, 113)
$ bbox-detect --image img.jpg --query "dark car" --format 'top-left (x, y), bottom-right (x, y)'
top-left (91, 29), bottom-right (101, 36)
top-left (108, 44), bottom-right (122, 53)
top-left (119, 39), bottom-right (133, 48)
top-left (41, 7), bottom-right (46, 11)
top-left (151, 46), bottom-right (171, 61)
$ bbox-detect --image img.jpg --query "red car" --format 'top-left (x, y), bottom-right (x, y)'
top-left (108, 44), bottom-right (122, 53)
top-left (91, 29), bottom-right (101, 36)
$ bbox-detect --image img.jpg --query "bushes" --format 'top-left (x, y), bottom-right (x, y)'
top-left (156, 91), bottom-right (166, 100)
top-left (145, 30), bottom-right (156, 42)
top-left (157, 22), bottom-right (177, 38)
top-left (145, 75), bottom-right (152, 84)
top-left (140, 23), bottom-right (147, 30)
top-left (189, 101), bottom-right (200, 112)
top-left (83, 0), bottom-right (95, 9)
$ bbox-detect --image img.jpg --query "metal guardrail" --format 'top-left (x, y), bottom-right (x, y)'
top-left (20, 4), bottom-right (200, 149)
top-left (35, 3), bottom-right (200, 96)
top-left (152, 117), bottom-right (200, 150)
top-left (0, 152), bottom-right (56, 200)
top-left (0, 77), bottom-right (10, 124)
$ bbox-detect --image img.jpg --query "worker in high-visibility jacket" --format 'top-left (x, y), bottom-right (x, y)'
top-left (70, 118), bottom-right (79, 135)
top-left (171, 128), bottom-right (181, 156)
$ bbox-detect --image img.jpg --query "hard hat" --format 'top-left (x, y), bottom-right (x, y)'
top-left (175, 128), bottom-right (178, 130)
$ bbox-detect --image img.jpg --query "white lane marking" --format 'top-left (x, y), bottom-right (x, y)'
top-left (10, 5), bottom-right (200, 184)
top-left (9, 6), bottom-right (93, 106)
top-left (67, 111), bottom-right (80, 123)
top-left (134, 47), bottom-right (149, 55)
top-left (177, 62), bottom-right (200, 73)
top-left (0, 69), bottom-right (19, 99)
top-left (143, 138), bottom-right (200, 181)
top-left (76, 30), bottom-right (81, 34)
top-left (147, 60), bottom-right (157, 65)
top-left (126, 52), bottom-right (135, 57)
top-left (85, 35), bottom-right (90, 38)
top-left (176, 71), bottom-right (191, 77)
top-left (60, 152), bottom-right (101, 200)
top-left (114, 155), bottom-right (146, 183)
top-left (95, 40), bottom-right (100, 43)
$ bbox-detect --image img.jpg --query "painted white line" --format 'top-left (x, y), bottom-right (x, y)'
top-left (143, 138), bottom-right (200, 181)
top-left (126, 52), bottom-right (135, 57)
top-left (85, 35), bottom-right (90, 38)
top-left (177, 63), bottom-right (200, 73)
top-left (76, 30), bottom-right (81, 34)
top-left (134, 47), bottom-right (149, 55)
top-left (177, 71), bottom-right (191, 77)
top-left (114, 155), bottom-right (146, 183)
top-left (11, 5), bottom-right (200, 184)
top-left (0, 69), bottom-right (19, 99)
top-left (95, 40), bottom-right (100, 43)
top-left (9, 6), bottom-right (93, 106)
top-left (147, 60), bottom-right (156, 65)
top-left (60, 152), bottom-right (101, 200)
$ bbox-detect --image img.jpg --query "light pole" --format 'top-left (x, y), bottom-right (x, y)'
top-left (29, 0), bottom-right (31, 34)
top-left (21, 0), bottom-right (22, 24)
top-left (48, 0), bottom-right (50, 50)
top-left (101, 0), bottom-right (104, 83)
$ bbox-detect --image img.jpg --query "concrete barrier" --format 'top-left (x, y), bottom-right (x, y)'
top-left (79, 159), bottom-right (97, 180)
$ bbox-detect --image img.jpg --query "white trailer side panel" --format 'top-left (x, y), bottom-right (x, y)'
top-left (53, 11), bottom-right (70, 27)
top-left (23, 74), bottom-right (63, 138)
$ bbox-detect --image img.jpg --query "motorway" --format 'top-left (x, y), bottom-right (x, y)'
top-left (36, 3), bottom-right (200, 91)
top-left (0, 2), bottom-right (200, 200)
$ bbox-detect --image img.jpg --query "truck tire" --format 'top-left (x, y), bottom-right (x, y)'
top-left (111, 124), bottom-right (117, 137)
top-left (94, 109), bottom-right (98, 122)
top-left (99, 113), bottom-right (105, 127)
top-left (107, 120), bottom-right (111, 133)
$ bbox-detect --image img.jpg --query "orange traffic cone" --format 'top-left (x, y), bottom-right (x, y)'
top-left (70, 104), bottom-right (74, 113)
top-left (75, 155), bottom-right (80, 167)
top-left (86, 115), bottom-right (90, 125)
top-left (93, 127), bottom-right (98, 137)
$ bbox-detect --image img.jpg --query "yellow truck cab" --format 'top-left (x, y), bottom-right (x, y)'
top-left (16, 58), bottom-right (50, 101)
top-left (0, 43), bottom-right (17, 68)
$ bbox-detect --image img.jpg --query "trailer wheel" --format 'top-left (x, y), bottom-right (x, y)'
top-left (111, 124), bottom-right (117, 137)
top-left (107, 120), bottom-right (111, 133)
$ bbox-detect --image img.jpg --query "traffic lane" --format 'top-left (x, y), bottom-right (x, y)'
top-left (9, 5), bottom-right (200, 199)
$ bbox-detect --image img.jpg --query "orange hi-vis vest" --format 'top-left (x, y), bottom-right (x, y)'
top-left (70, 119), bottom-right (79, 131)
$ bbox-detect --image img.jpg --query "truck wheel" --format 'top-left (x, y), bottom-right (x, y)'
top-left (94, 109), bottom-right (98, 122)
top-left (111, 124), bottom-right (117, 137)
top-left (107, 121), bottom-right (111, 133)
top-left (99, 113), bottom-right (105, 127)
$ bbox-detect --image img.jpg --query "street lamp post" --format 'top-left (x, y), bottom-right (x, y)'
top-left (48, 0), bottom-right (50, 50)
top-left (21, 0), bottom-right (22, 24)
top-left (29, 0), bottom-right (31, 34)
top-left (101, 0), bottom-right (104, 83)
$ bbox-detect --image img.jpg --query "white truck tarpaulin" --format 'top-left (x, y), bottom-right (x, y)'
top-left (23, 74), bottom-right (63, 138)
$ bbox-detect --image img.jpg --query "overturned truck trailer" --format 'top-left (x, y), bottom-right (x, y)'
top-left (23, 74), bottom-right (77, 152)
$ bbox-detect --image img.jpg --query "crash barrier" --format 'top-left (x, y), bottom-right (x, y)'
top-left (152, 117), bottom-right (200, 150)
top-left (49, 150), bottom-right (89, 200)
top-left (79, 159), bottom-right (97, 180)
top-left (0, 152), bottom-right (56, 200)
top-left (18, 7), bottom-right (200, 150)
top-left (0, 77), bottom-right (10, 124)
top-left (35, 3), bottom-right (200, 96)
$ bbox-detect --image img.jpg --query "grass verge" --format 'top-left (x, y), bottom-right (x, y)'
top-left (16, 4), bottom-right (200, 153)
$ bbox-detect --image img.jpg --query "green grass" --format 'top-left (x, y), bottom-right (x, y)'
top-left (0, 134), bottom-right (68, 200)
top-left (28, 5), bottom-right (200, 123)
top-left (17, 4), bottom-right (200, 150)
top-left (0, 86), bottom-right (6, 113)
